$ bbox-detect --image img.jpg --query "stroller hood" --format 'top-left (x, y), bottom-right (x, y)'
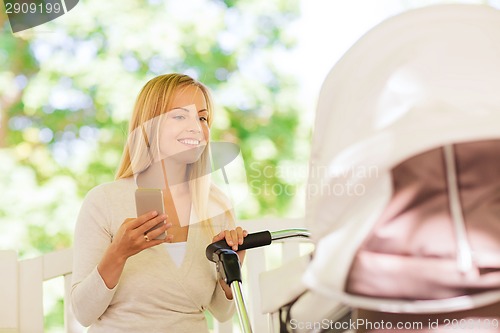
top-left (304, 4), bottom-right (500, 311)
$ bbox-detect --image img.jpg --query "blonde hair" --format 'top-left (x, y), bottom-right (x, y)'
top-left (116, 73), bottom-right (234, 236)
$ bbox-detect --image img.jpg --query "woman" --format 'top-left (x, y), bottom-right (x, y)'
top-left (71, 73), bottom-right (247, 333)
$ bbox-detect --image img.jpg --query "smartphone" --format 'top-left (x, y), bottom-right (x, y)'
top-left (135, 188), bottom-right (167, 240)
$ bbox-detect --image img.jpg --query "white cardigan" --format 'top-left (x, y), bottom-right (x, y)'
top-left (71, 177), bottom-right (234, 333)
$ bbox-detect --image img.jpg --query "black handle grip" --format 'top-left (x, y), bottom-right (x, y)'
top-left (206, 230), bottom-right (272, 263)
top-left (217, 249), bottom-right (242, 284)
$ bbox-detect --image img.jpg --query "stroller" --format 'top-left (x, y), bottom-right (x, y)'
top-left (208, 4), bottom-right (500, 333)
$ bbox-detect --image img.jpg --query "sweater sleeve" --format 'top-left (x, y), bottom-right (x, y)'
top-left (207, 280), bottom-right (235, 322)
top-left (70, 185), bottom-right (118, 327)
top-left (206, 209), bottom-right (237, 322)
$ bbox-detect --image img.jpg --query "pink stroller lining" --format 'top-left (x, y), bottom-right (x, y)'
top-left (346, 139), bottom-right (500, 300)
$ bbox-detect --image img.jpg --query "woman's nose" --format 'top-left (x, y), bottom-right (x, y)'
top-left (186, 120), bottom-right (201, 133)
top-left (185, 113), bottom-right (203, 133)
top-left (186, 128), bottom-right (201, 133)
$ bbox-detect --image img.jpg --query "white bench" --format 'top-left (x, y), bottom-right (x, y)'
top-left (0, 218), bottom-right (309, 333)
top-left (0, 248), bottom-right (77, 333)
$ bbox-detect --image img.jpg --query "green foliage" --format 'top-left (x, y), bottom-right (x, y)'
top-left (44, 297), bottom-right (65, 332)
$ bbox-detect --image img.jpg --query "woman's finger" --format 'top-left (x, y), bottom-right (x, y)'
top-left (136, 214), bottom-right (168, 234)
top-left (144, 220), bottom-right (172, 241)
top-left (127, 211), bottom-right (159, 230)
top-left (236, 227), bottom-right (244, 245)
top-left (212, 230), bottom-right (225, 243)
top-left (143, 233), bottom-right (174, 248)
top-left (228, 229), bottom-right (238, 250)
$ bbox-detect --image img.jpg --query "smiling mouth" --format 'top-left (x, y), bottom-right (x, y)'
top-left (178, 139), bottom-right (202, 146)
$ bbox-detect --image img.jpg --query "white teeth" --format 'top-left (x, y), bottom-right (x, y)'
top-left (178, 139), bottom-right (200, 146)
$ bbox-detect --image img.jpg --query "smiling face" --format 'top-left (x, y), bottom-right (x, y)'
top-left (158, 85), bottom-right (210, 165)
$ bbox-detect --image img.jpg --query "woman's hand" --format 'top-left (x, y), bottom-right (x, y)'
top-left (212, 226), bottom-right (248, 258)
top-left (97, 211), bottom-right (172, 289)
top-left (111, 211), bottom-right (173, 261)
top-left (212, 227), bottom-right (248, 299)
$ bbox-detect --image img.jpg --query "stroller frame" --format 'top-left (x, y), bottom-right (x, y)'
top-left (207, 229), bottom-right (311, 333)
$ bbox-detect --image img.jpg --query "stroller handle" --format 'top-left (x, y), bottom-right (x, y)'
top-left (206, 231), bottom-right (272, 263)
top-left (206, 229), bottom-right (311, 263)
top-left (205, 229), bottom-right (310, 333)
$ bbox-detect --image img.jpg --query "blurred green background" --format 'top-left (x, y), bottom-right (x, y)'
top-left (0, 0), bottom-right (496, 331)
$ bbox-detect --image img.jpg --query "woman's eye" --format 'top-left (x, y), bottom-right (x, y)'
top-left (173, 115), bottom-right (185, 120)
top-left (199, 116), bottom-right (208, 122)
